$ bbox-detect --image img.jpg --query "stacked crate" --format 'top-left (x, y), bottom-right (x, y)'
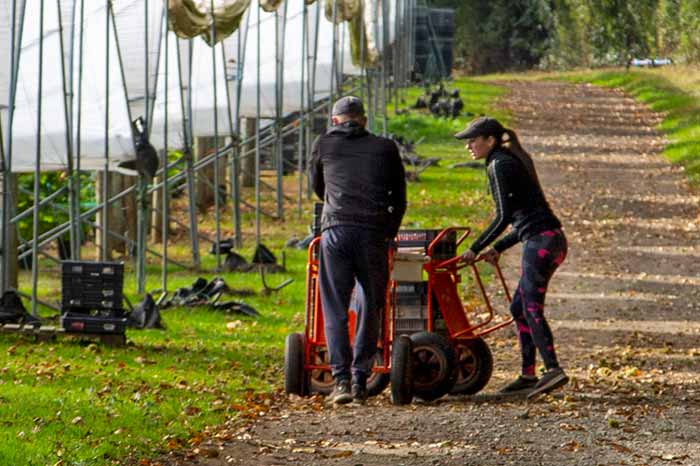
top-left (396, 229), bottom-right (457, 260)
top-left (394, 281), bottom-right (428, 335)
top-left (392, 229), bottom-right (456, 335)
top-left (60, 261), bottom-right (127, 334)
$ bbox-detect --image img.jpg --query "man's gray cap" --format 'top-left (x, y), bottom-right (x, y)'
top-left (331, 96), bottom-right (365, 116)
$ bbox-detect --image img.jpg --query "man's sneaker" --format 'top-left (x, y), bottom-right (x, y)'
top-left (328, 379), bottom-right (353, 405)
top-left (499, 375), bottom-right (538, 394)
top-left (351, 382), bottom-right (368, 404)
top-left (527, 367), bottom-right (569, 399)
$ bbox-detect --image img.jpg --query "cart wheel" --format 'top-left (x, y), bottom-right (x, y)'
top-left (368, 352), bottom-right (391, 397)
top-left (410, 332), bottom-right (457, 401)
top-left (390, 335), bottom-right (414, 405)
top-left (284, 333), bottom-right (308, 395)
top-left (309, 347), bottom-right (334, 394)
top-left (309, 348), bottom-right (389, 396)
top-left (450, 338), bottom-right (494, 395)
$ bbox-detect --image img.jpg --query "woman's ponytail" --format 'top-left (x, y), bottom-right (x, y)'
top-left (501, 128), bottom-right (542, 190)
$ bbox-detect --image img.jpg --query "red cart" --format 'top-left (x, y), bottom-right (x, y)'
top-left (284, 227), bottom-right (512, 404)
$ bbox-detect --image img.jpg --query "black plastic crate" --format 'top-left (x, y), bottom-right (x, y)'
top-left (61, 261), bottom-right (124, 278)
top-left (61, 311), bottom-right (127, 334)
top-left (395, 281), bottom-right (428, 296)
top-left (395, 281), bottom-right (428, 306)
top-left (396, 303), bottom-right (426, 319)
top-left (61, 261), bottom-right (124, 311)
top-left (397, 229), bottom-right (457, 259)
top-left (394, 318), bottom-right (427, 335)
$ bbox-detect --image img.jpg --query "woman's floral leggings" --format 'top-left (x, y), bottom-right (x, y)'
top-left (510, 229), bottom-right (567, 376)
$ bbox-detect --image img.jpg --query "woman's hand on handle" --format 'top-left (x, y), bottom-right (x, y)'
top-left (478, 247), bottom-right (500, 266)
top-left (460, 249), bottom-right (477, 265)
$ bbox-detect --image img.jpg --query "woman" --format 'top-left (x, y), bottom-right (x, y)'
top-left (455, 116), bottom-right (568, 398)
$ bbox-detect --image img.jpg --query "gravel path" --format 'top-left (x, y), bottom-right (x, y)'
top-left (165, 81), bottom-right (700, 466)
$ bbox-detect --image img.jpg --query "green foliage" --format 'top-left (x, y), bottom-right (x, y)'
top-left (15, 172), bottom-right (95, 243)
top-left (678, 0), bottom-right (700, 62)
top-left (455, 0), bottom-right (700, 71)
top-left (455, 0), bottom-right (553, 74)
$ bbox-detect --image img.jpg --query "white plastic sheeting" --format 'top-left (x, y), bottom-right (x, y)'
top-left (0, 0), bottom-right (391, 173)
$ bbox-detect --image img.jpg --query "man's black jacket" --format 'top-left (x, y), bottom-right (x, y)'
top-left (310, 121), bottom-right (407, 238)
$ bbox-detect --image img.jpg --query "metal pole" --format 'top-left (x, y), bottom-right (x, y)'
top-left (74, 0), bottom-right (84, 260)
top-left (138, 4), bottom-right (166, 291)
top-left (372, 2), bottom-right (379, 134)
top-left (176, 39), bottom-right (202, 267)
top-left (162, 1), bottom-right (170, 289)
top-left (57, 0), bottom-right (79, 260)
top-left (1, 0), bottom-right (28, 292)
top-left (222, 40), bottom-right (239, 240)
top-left (137, 0), bottom-right (150, 292)
top-left (274, 3), bottom-right (288, 220)
top-left (254, 3), bottom-right (261, 245)
top-left (231, 11), bottom-right (249, 248)
top-left (101, 0), bottom-right (110, 261)
top-left (306, 1), bottom-right (320, 200)
top-left (393, 0), bottom-right (400, 114)
top-left (31, 0), bottom-right (46, 316)
top-left (328, 0), bottom-right (337, 126)
top-left (381, 0), bottom-right (388, 136)
top-left (339, 20), bottom-right (345, 90)
top-left (359, 5), bottom-right (366, 102)
top-left (210, 0), bottom-right (221, 271)
top-left (297, 2), bottom-right (307, 218)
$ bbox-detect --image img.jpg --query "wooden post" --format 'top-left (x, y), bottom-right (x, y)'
top-left (96, 171), bottom-right (132, 258)
top-left (195, 136), bottom-right (215, 213)
top-left (194, 136), bottom-right (227, 214)
top-left (241, 118), bottom-right (256, 188)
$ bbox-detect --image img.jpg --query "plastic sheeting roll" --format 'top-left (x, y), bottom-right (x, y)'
top-left (168, 0), bottom-right (251, 44)
top-left (324, 0), bottom-right (360, 23)
top-left (260, 0), bottom-right (284, 12)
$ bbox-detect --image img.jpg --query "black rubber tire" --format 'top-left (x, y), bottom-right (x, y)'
top-left (450, 338), bottom-right (494, 395)
top-left (390, 335), bottom-right (414, 405)
top-left (309, 348), bottom-right (390, 396)
top-left (368, 352), bottom-right (391, 397)
top-left (284, 333), bottom-right (307, 395)
top-left (410, 331), bottom-right (457, 401)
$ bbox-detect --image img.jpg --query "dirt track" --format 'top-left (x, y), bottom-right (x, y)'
top-left (167, 82), bottom-right (700, 466)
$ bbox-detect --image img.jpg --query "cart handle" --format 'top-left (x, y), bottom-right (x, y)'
top-left (452, 259), bottom-right (514, 339)
top-left (306, 236), bottom-right (322, 263)
top-left (426, 226), bottom-right (471, 257)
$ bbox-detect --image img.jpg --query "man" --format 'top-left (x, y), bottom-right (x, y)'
top-left (310, 96), bottom-right (407, 404)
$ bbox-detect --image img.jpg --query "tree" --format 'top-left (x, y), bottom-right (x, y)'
top-left (679, 0), bottom-right (700, 62)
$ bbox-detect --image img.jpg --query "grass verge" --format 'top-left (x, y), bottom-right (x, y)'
top-left (1, 77), bottom-right (505, 466)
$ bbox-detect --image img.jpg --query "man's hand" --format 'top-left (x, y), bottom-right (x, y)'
top-left (478, 247), bottom-right (500, 265)
top-left (460, 249), bottom-right (477, 265)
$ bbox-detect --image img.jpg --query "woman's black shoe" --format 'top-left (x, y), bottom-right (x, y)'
top-left (527, 368), bottom-right (569, 399)
top-left (499, 375), bottom-right (538, 394)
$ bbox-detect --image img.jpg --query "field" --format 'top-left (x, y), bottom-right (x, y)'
top-left (1, 78), bottom-right (505, 466)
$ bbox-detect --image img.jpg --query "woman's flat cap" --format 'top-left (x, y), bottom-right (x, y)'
top-left (454, 117), bottom-right (505, 139)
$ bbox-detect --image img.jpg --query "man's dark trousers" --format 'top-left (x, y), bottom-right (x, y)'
top-left (319, 225), bottom-right (389, 383)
